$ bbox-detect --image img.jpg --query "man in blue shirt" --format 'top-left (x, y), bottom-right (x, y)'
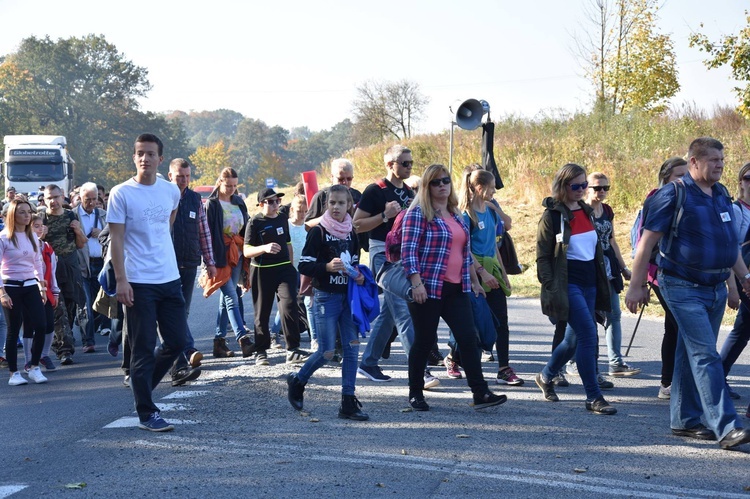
top-left (627, 137), bottom-right (750, 449)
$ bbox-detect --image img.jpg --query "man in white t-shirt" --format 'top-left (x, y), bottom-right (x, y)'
top-left (108, 133), bottom-right (188, 432)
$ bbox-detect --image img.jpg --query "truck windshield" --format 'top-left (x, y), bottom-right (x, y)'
top-left (6, 162), bottom-right (65, 181)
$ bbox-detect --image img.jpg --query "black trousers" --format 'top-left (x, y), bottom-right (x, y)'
top-left (407, 282), bottom-right (489, 399)
top-left (252, 264), bottom-right (300, 351)
top-left (3, 285), bottom-right (46, 372)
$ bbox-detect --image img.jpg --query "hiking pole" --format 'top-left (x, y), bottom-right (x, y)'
top-left (625, 301), bottom-right (646, 357)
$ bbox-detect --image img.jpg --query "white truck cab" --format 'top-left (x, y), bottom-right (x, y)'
top-left (2, 135), bottom-right (75, 196)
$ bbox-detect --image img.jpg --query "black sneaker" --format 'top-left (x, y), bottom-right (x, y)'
top-left (473, 392), bottom-right (508, 410)
top-left (535, 372), bottom-right (559, 402)
top-left (60, 354), bottom-right (73, 366)
top-left (597, 374), bottom-right (615, 390)
top-left (255, 350), bottom-right (270, 366)
top-left (171, 367), bottom-right (201, 387)
top-left (585, 396), bottom-right (617, 415)
top-left (357, 365), bottom-right (392, 382)
top-left (286, 349), bottom-right (310, 365)
top-left (427, 349), bottom-right (444, 367)
top-left (409, 396), bottom-right (430, 411)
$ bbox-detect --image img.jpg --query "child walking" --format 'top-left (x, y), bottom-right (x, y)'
top-left (287, 184), bottom-right (369, 420)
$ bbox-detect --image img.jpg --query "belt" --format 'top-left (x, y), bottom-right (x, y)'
top-left (3, 278), bottom-right (38, 287)
top-left (660, 268), bottom-right (704, 285)
top-left (90, 257), bottom-right (104, 263)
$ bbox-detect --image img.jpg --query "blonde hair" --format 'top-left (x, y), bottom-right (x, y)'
top-left (411, 164), bottom-right (458, 222)
top-left (459, 169), bottom-right (494, 226)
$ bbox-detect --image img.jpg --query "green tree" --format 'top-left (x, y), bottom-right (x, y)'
top-left (0, 34), bottom-right (189, 187)
top-left (229, 118), bottom-right (289, 180)
top-left (689, 13), bottom-right (750, 118)
top-left (575, 0), bottom-right (679, 114)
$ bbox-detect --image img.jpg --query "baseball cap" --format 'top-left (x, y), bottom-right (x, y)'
top-left (257, 188), bottom-right (284, 206)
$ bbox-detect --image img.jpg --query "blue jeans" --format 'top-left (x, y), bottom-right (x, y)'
top-left (214, 261), bottom-right (247, 341)
top-left (542, 283), bottom-right (601, 401)
top-left (604, 281), bottom-right (623, 366)
top-left (360, 250), bottom-right (414, 368)
top-left (171, 266), bottom-right (198, 372)
top-left (304, 296), bottom-right (316, 340)
top-left (126, 280), bottom-right (188, 422)
top-left (720, 276), bottom-right (750, 376)
top-left (297, 289), bottom-right (359, 395)
top-left (80, 258), bottom-right (105, 347)
top-left (659, 272), bottom-right (740, 439)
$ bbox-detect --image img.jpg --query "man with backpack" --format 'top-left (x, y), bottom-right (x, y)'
top-left (353, 145), bottom-right (438, 387)
top-left (626, 137), bottom-right (750, 450)
top-left (43, 184), bottom-right (87, 366)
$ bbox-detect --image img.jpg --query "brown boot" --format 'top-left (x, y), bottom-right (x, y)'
top-left (239, 335), bottom-right (256, 358)
top-left (213, 338), bottom-right (235, 358)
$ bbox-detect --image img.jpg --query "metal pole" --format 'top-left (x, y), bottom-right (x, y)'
top-left (449, 121), bottom-right (455, 175)
top-left (625, 302), bottom-right (646, 357)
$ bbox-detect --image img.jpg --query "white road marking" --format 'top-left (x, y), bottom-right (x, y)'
top-left (0, 485), bottom-right (26, 498)
top-left (162, 390), bottom-right (208, 399)
top-left (129, 436), bottom-right (749, 499)
top-left (103, 417), bottom-right (199, 429)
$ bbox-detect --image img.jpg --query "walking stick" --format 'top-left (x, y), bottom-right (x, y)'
top-left (625, 301), bottom-right (646, 357)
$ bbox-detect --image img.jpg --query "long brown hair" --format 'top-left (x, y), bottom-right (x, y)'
top-left (5, 199), bottom-right (38, 252)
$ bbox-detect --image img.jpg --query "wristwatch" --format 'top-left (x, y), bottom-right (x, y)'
top-left (744, 272), bottom-right (750, 282)
top-left (381, 212), bottom-right (389, 223)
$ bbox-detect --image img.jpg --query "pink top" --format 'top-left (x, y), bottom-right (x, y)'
top-left (0, 230), bottom-right (44, 287)
top-left (443, 215), bottom-right (466, 284)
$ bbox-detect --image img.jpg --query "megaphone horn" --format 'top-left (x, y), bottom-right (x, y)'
top-left (451, 99), bottom-right (485, 130)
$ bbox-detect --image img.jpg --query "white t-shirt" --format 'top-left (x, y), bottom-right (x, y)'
top-left (107, 177), bottom-right (180, 284)
top-left (288, 221), bottom-right (306, 268)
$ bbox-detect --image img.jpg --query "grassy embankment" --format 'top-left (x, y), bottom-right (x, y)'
top-left (329, 107), bottom-right (750, 324)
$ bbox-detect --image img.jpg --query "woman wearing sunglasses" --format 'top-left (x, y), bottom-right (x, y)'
top-left (401, 163), bottom-right (507, 411)
top-left (720, 162), bottom-right (750, 407)
top-left (585, 172), bottom-right (638, 378)
top-left (535, 163), bottom-right (616, 414)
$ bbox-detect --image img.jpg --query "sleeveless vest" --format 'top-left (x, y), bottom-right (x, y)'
top-left (172, 188), bottom-right (202, 268)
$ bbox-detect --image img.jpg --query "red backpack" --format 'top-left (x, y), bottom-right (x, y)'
top-left (385, 210), bottom-right (408, 263)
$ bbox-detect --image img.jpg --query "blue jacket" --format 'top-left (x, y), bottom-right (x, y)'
top-left (348, 265), bottom-right (380, 337)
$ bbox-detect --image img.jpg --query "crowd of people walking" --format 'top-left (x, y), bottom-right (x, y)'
top-left (2, 134), bottom-right (750, 448)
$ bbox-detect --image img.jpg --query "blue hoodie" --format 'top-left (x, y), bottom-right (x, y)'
top-left (348, 265), bottom-right (380, 337)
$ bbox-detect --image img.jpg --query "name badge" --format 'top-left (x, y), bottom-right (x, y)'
top-left (720, 212), bottom-right (731, 222)
top-left (276, 227), bottom-right (284, 235)
top-left (556, 233), bottom-right (564, 243)
top-left (478, 221), bottom-right (485, 230)
top-left (189, 211), bottom-right (196, 219)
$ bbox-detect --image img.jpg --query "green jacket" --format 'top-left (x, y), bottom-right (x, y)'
top-left (536, 197), bottom-right (611, 322)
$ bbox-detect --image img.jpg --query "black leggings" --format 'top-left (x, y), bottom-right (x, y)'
top-left (3, 285), bottom-right (46, 372)
top-left (652, 285), bottom-right (677, 387)
top-left (407, 282), bottom-right (489, 399)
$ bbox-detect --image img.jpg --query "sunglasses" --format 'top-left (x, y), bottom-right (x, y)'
top-left (429, 177), bottom-right (452, 187)
top-left (337, 177), bottom-right (353, 182)
top-left (590, 185), bottom-right (610, 192)
top-left (742, 175), bottom-right (750, 182)
top-left (569, 181), bottom-right (588, 191)
top-left (263, 198), bottom-right (282, 205)
top-left (394, 160), bottom-right (414, 168)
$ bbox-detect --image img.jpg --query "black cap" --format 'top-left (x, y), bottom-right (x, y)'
top-left (257, 188), bottom-right (284, 206)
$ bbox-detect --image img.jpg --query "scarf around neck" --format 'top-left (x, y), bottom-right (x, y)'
top-left (320, 211), bottom-right (353, 240)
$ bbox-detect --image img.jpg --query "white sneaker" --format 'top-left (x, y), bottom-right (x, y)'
top-left (658, 384), bottom-right (671, 400)
top-left (9, 372), bottom-right (28, 386)
top-left (27, 366), bottom-right (48, 384)
top-left (424, 369), bottom-right (440, 390)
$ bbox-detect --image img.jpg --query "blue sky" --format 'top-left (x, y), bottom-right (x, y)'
top-left (0, 0), bottom-right (746, 133)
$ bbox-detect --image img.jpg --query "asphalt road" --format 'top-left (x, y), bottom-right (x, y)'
top-left (2, 288), bottom-right (750, 498)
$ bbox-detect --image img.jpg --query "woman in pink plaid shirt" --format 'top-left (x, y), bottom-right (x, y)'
top-left (401, 163), bottom-right (507, 412)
